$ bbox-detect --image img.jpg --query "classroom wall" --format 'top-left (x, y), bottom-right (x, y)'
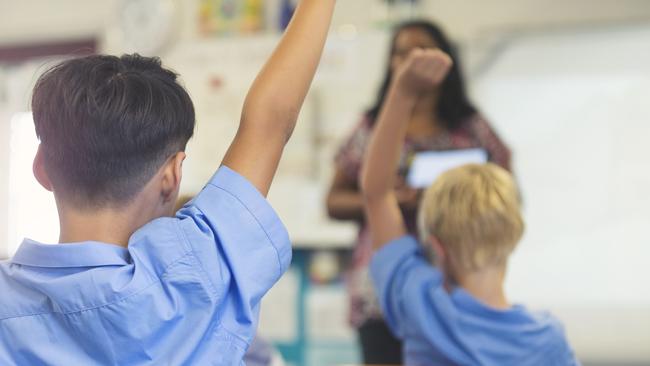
top-left (472, 24), bottom-right (650, 362)
top-left (3, 0), bottom-right (650, 47)
top-left (0, 0), bottom-right (118, 46)
top-left (424, 0), bottom-right (650, 40)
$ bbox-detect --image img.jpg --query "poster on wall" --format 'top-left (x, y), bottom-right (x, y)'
top-left (199, 0), bottom-right (261, 35)
top-left (197, 0), bottom-right (424, 36)
top-left (198, 0), bottom-right (298, 35)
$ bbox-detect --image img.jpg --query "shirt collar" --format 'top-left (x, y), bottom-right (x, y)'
top-left (452, 287), bottom-right (527, 322)
top-left (11, 238), bottom-right (131, 268)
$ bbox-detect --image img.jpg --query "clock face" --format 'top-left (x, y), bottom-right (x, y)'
top-left (120, 0), bottom-right (177, 56)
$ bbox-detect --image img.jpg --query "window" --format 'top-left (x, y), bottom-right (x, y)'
top-left (7, 112), bottom-right (58, 255)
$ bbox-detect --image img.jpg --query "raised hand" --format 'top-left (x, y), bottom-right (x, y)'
top-left (394, 48), bottom-right (453, 97)
top-left (222, 0), bottom-right (337, 196)
top-left (361, 48), bottom-right (452, 249)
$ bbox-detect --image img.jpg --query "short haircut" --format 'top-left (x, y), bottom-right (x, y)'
top-left (32, 54), bottom-right (195, 208)
top-left (418, 163), bottom-right (524, 272)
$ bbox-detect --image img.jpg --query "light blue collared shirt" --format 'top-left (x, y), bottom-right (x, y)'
top-left (0, 167), bottom-right (292, 365)
top-left (370, 236), bottom-right (580, 366)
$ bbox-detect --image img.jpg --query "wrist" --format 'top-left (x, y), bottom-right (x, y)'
top-left (391, 77), bottom-right (420, 102)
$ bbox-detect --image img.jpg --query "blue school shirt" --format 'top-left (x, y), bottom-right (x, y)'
top-left (0, 166), bottom-right (292, 366)
top-left (370, 236), bottom-right (580, 366)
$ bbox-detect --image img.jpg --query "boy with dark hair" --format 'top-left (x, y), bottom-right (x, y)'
top-left (0, 0), bottom-right (336, 364)
top-left (361, 48), bottom-right (579, 365)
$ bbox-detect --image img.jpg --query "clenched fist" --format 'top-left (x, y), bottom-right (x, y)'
top-left (394, 48), bottom-right (453, 96)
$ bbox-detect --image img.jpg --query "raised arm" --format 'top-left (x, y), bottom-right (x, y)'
top-left (361, 49), bottom-right (453, 249)
top-left (222, 0), bottom-right (336, 196)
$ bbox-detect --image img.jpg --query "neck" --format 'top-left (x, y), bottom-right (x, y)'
top-left (55, 195), bottom-right (163, 248)
top-left (456, 265), bottom-right (510, 310)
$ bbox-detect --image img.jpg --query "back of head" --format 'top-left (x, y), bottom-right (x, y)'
top-left (32, 54), bottom-right (195, 208)
top-left (418, 163), bottom-right (524, 273)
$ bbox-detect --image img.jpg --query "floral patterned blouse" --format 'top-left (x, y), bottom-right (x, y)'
top-left (334, 112), bottom-right (512, 328)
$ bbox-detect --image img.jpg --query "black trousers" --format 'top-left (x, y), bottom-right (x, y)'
top-left (358, 318), bottom-right (403, 365)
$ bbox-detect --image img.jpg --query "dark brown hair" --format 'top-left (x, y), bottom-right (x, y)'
top-left (368, 20), bottom-right (476, 129)
top-left (32, 54), bottom-right (195, 207)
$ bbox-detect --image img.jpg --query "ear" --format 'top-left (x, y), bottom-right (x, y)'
top-left (429, 236), bottom-right (460, 287)
top-left (33, 144), bottom-right (53, 192)
top-left (160, 152), bottom-right (185, 204)
top-left (428, 235), bottom-right (446, 268)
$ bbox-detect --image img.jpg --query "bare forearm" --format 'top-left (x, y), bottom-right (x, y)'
top-left (222, 0), bottom-right (336, 195)
top-left (361, 49), bottom-right (453, 249)
top-left (242, 0), bottom-right (335, 135)
top-left (328, 188), bottom-right (421, 222)
top-left (360, 85), bottom-right (417, 248)
top-left (361, 86), bottom-right (417, 200)
top-left (327, 191), bottom-right (365, 221)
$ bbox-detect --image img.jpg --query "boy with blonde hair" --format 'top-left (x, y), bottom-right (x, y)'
top-left (0, 0), bottom-right (336, 364)
top-left (361, 48), bottom-right (578, 365)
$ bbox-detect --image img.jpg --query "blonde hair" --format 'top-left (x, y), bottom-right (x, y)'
top-left (418, 163), bottom-right (524, 272)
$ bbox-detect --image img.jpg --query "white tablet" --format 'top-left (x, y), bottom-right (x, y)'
top-left (406, 148), bottom-right (489, 188)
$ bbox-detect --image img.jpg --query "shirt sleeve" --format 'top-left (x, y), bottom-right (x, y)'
top-left (369, 235), bottom-right (443, 338)
top-left (175, 166), bottom-right (291, 338)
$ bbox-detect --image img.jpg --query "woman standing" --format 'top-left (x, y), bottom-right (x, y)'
top-left (327, 20), bottom-right (512, 364)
